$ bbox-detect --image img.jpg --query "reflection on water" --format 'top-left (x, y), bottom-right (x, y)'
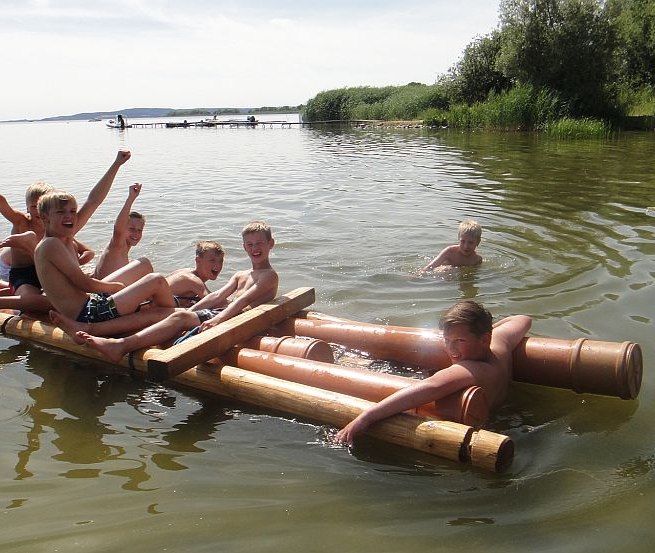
top-left (0, 121), bottom-right (654, 551)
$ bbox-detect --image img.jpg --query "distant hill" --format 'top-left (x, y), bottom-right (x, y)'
top-left (7, 105), bottom-right (302, 123)
top-left (41, 108), bottom-right (174, 122)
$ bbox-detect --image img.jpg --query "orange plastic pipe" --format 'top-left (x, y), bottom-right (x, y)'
top-left (273, 313), bottom-right (642, 400)
top-left (220, 348), bottom-right (489, 428)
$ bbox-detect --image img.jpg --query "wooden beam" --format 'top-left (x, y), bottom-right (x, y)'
top-left (146, 287), bottom-right (315, 381)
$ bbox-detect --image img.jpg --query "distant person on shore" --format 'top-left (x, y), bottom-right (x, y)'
top-left (335, 301), bottom-right (532, 445)
top-left (0, 151), bottom-right (131, 312)
top-left (420, 220), bottom-right (482, 273)
top-left (54, 221), bottom-right (278, 363)
top-left (93, 183), bottom-right (151, 284)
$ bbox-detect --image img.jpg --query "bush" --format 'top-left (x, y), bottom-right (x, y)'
top-left (544, 117), bottom-right (611, 138)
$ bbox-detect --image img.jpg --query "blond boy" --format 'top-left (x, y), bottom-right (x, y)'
top-left (55, 222), bottom-right (278, 363)
top-left (0, 151), bottom-right (130, 295)
top-left (166, 240), bottom-right (225, 307)
top-left (420, 220), bottom-right (482, 273)
top-left (35, 190), bottom-right (175, 324)
top-left (335, 301), bottom-right (531, 444)
top-left (94, 182), bottom-right (150, 281)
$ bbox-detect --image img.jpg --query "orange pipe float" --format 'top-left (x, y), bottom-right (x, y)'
top-left (220, 347), bottom-right (489, 428)
top-left (273, 313), bottom-right (642, 400)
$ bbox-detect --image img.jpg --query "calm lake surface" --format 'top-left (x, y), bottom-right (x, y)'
top-left (1, 116), bottom-right (653, 552)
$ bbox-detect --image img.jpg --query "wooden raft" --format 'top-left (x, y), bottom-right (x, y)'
top-left (0, 287), bottom-right (513, 472)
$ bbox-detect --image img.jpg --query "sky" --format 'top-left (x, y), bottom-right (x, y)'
top-left (0, 0), bottom-right (502, 121)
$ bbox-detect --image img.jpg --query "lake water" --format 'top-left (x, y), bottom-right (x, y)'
top-left (1, 116), bottom-right (653, 552)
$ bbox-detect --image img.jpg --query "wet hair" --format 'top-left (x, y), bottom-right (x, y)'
top-left (128, 211), bottom-right (146, 223)
top-left (195, 240), bottom-right (224, 258)
top-left (241, 221), bottom-right (272, 241)
top-left (439, 300), bottom-right (493, 337)
top-left (458, 220), bottom-right (482, 241)
top-left (26, 181), bottom-right (54, 205)
top-left (37, 190), bottom-right (77, 217)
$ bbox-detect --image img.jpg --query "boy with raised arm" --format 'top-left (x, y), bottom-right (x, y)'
top-left (335, 301), bottom-right (531, 445)
top-left (72, 221), bottom-right (278, 363)
top-left (35, 190), bottom-right (176, 325)
top-left (94, 182), bottom-right (150, 281)
top-left (420, 220), bottom-right (483, 273)
top-left (0, 151), bottom-right (130, 296)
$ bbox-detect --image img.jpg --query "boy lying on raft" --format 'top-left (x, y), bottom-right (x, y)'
top-left (50, 221), bottom-right (278, 365)
top-left (335, 301), bottom-right (531, 445)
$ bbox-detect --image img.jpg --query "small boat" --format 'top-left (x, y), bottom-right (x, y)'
top-left (0, 287), bottom-right (642, 472)
top-left (106, 115), bottom-right (131, 129)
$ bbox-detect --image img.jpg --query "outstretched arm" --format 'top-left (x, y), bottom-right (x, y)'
top-left (75, 150), bottom-right (131, 232)
top-left (335, 365), bottom-right (475, 445)
top-left (419, 245), bottom-right (453, 273)
top-left (0, 195), bottom-right (28, 227)
top-left (110, 183), bottom-right (141, 246)
top-left (198, 271), bottom-right (278, 331)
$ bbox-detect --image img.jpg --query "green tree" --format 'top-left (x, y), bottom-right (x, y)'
top-left (497, 0), bottom-right (617, 115)
top-left (445, 31), bottom-right (513, 104)
top-left (608, 0), bottom-right (655, 88)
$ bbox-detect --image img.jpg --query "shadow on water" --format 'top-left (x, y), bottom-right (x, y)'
top-left (11, 344), bottom-right (232, 491)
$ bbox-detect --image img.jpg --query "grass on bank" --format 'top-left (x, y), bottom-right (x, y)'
top-left (303, 83), bottom-right (651, 137)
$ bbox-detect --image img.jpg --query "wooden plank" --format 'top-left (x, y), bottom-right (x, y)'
top-left (146, 287), bottom-right (315, 381)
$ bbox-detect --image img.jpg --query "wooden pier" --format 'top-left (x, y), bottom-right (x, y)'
top-left (118, 119), bottom-right (390, 130)
top-left (129, 119), bottom-right (303, 129)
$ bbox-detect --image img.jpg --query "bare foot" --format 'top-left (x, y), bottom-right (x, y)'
top-left (76, 331), bottom-right (128, 363)
top-left (50, 310), bottom-right (88, 344)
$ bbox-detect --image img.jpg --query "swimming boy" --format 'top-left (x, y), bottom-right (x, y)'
top-left (35, 189), bottom-right (176, 324)
top-left (335, 301), bottom-right (531, 444)
top-left (69, 221), bottom-right (278, 363)
top-left (0, 150), bottom-right (131, 297)
top-left (420, 220), bottom-right (482, 273)
top-left (166, 240), bottom-right (225, 307)
top-left (94, 182), bottom-right (150, 281)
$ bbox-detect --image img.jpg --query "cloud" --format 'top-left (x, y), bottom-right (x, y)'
top-left (0, 0), bottom-right (500, 120)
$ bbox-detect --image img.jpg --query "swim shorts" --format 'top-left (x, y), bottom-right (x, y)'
top-left (173, 294), bottom-right (200, 308)
top-left (9, 265), bottom-right (41, 291)
top-left (76, 293), bottom-right (120, 323)
top-left (172, 308), bottom-right (224, 345)
top-left (195, 308), bottom-right (224, 323)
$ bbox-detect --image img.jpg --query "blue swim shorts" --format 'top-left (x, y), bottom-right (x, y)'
top-left (77, 293), bottom-right (120, 323)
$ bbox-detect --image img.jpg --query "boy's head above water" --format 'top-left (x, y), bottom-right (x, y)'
top-left (439, 300), bottom-right (492, 336)
top-left (458, 220), bottom-right (482, 243)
